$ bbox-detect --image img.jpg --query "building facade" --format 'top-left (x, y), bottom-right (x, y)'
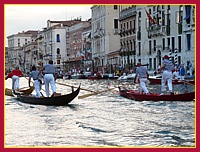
top-left (6, 5), bottom-right (195, 75)
top-left (6, 30), bottom-right (38, 72)
top-left (91, 5), bottom-right (121, 74)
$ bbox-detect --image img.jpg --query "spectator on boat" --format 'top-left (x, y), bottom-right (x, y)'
top-left (160, 55), bottom-right (174, 95)
top-left (134, 62), bottom-right (150, 95)
top-left (28, 65), bottom-right (43, 98)
top-left (188, 61), bottom-right (193, 76)
top-left (157, 64), bottom-right (161, 73)
top-left (5, 66), bottom-right (23, 91)
top-left (179, 64), bottom-right (186, 80)
top-left (37, 60), bottom-right (58, 97)
top-left (173, 69), bottom-right (180, 79)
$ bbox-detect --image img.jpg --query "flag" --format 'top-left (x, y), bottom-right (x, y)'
top-left (81, 52), bottom-right (85, 59)
top-left (145, 9), bottom-right (156, 24)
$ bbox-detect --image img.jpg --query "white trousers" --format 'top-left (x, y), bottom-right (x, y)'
top-left (34, 80), bottom-right (42, 98)
top-left (180, 76), bottom-right (185, 80)
top-left (12, 75), bottom-right (19, 90)
top-left (161, 71), bottom-right (172, 92)
top-left (189, 67), bottom-right (193, 76)
top-left (139, 78), bottom-right (149, 94)
top-left (44, 74), bottom-right (56, 97)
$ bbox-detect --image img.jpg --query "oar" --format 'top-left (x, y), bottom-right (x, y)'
top-left (78, 87), bottom-right (116, 99)
top-left (56, 82), bottom-right (97, 93)
top-left (178, 80), bottom-right (195, 86)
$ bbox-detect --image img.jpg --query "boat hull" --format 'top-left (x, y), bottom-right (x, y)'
top-left (119, 88), bottom-right (195, 101)
top-left (16, 85), bottom-right (80, 106)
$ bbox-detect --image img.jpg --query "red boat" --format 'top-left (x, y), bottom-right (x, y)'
top-left (118, 87), bottom-right (195, 101)
top-left (148, 77), bottom-right (195, 85)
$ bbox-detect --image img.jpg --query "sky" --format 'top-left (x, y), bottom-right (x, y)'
top-left (5, 4), bottom-right (92, 41)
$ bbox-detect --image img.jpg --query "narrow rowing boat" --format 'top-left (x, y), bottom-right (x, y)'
top-left (14, 85), bottom-right (80, 106)
top-left (118, 87), bottom-right (195, 101)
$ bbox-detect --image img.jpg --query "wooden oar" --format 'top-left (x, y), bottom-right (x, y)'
top-left (56, 82), bottom-right (97, 93)
top-left (78, 87), bottom-right (116, 99)
top-left (178, 80), bottom-right (195, 86)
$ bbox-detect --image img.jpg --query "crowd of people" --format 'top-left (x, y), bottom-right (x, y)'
top-left (6, 56), bottom-right (194, 97)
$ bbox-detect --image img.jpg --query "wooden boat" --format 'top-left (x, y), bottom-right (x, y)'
top-left (14, 85), bottom-right (80, 106)
top-left (118, 87), bottom-right (195, 101)
top-left (5, 88), bottom-right (14, 96)
top-left (5, 86), bottom-right (34, 96)
top-left (148, 77), bottom-right (195, 85)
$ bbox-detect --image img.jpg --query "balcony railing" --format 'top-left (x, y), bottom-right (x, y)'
top-left (119, 6), bottom-right (137, 21)
top-left (57, 54), bottom-right (61, 59)
top-left (148, 25), bottom-right (166, 37)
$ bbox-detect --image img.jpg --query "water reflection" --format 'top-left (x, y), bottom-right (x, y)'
top-left (5, 77), bottom-right (195, 147)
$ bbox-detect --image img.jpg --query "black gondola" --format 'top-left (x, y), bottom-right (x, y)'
top-left (15, 85), bottom-right (80, 106)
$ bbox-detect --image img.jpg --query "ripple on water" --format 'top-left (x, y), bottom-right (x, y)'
top-left (5, 78), bottom-right (195, 147)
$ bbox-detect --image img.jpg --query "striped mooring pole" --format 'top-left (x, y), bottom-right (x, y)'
top-left (169, 49), bottom-right (172, 61)
top-left (174, 48), bottom-right (178, 65)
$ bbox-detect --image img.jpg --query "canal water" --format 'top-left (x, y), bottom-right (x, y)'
top-left (5, 77), bottom-right (195, 147)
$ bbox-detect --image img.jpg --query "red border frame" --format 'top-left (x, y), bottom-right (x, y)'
top-left (2, 1), bottom-right (198, 152)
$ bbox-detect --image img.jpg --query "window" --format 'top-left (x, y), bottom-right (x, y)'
top-left (114, 19), bottom-right (118, 29)
top-left (153, 6), bottom-right (156, 11)
top-left (167, 38), bottom-right (170, 48)
top-left (176, 6), bottom-right (183, 24)
top-left (149, 58), bottom-right (152, 69)
top-left (56, 34), bottom-right (60, 42)
top-left (186, 34), bottom-right (191, 50)
top-left (138, 42), bottom-right (141, 56)
top-left (153, 40), bottom-right (156, 51)
top-left (130, 40), bottom-right (132, 51)
top-left (167, 5), bottom-right (170, 10)
top-left (149, 40), bottom-right (152, 54)
top-left (130, 20), bottom-right (132, 29)
top-left (57, 48), bottom-right (60, 54)
top-left (162, 38), bottom-right (165, 50)
top-left (114, 5), bottom-right (117, 10)
top-left (172, 37), bottom-right (175, 53)
top-left (184, 5), bottom-right (191, 24)
top-left (139, 12), bottom-right (141, 18)
top-left (178, 36), bottom-right (181, 52)
top-left (57, 60), bottom-right (60, 64)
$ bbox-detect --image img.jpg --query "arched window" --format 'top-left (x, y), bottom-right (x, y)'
top-left (57, 48), bottom-right (60, 54)
top-left (56, 34), bottom-right (60, 42)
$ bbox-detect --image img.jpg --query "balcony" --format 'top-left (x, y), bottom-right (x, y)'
top-left (148, 25), bottom-right (166, 37)
top-left (57, 54), bottom-right (61, 59)
top-left (93, 31), bottom-right (101, 38)
top-left (119, 6), bottom-right (137, 21)
top-left (113, 29), bottom-right (121, 35)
